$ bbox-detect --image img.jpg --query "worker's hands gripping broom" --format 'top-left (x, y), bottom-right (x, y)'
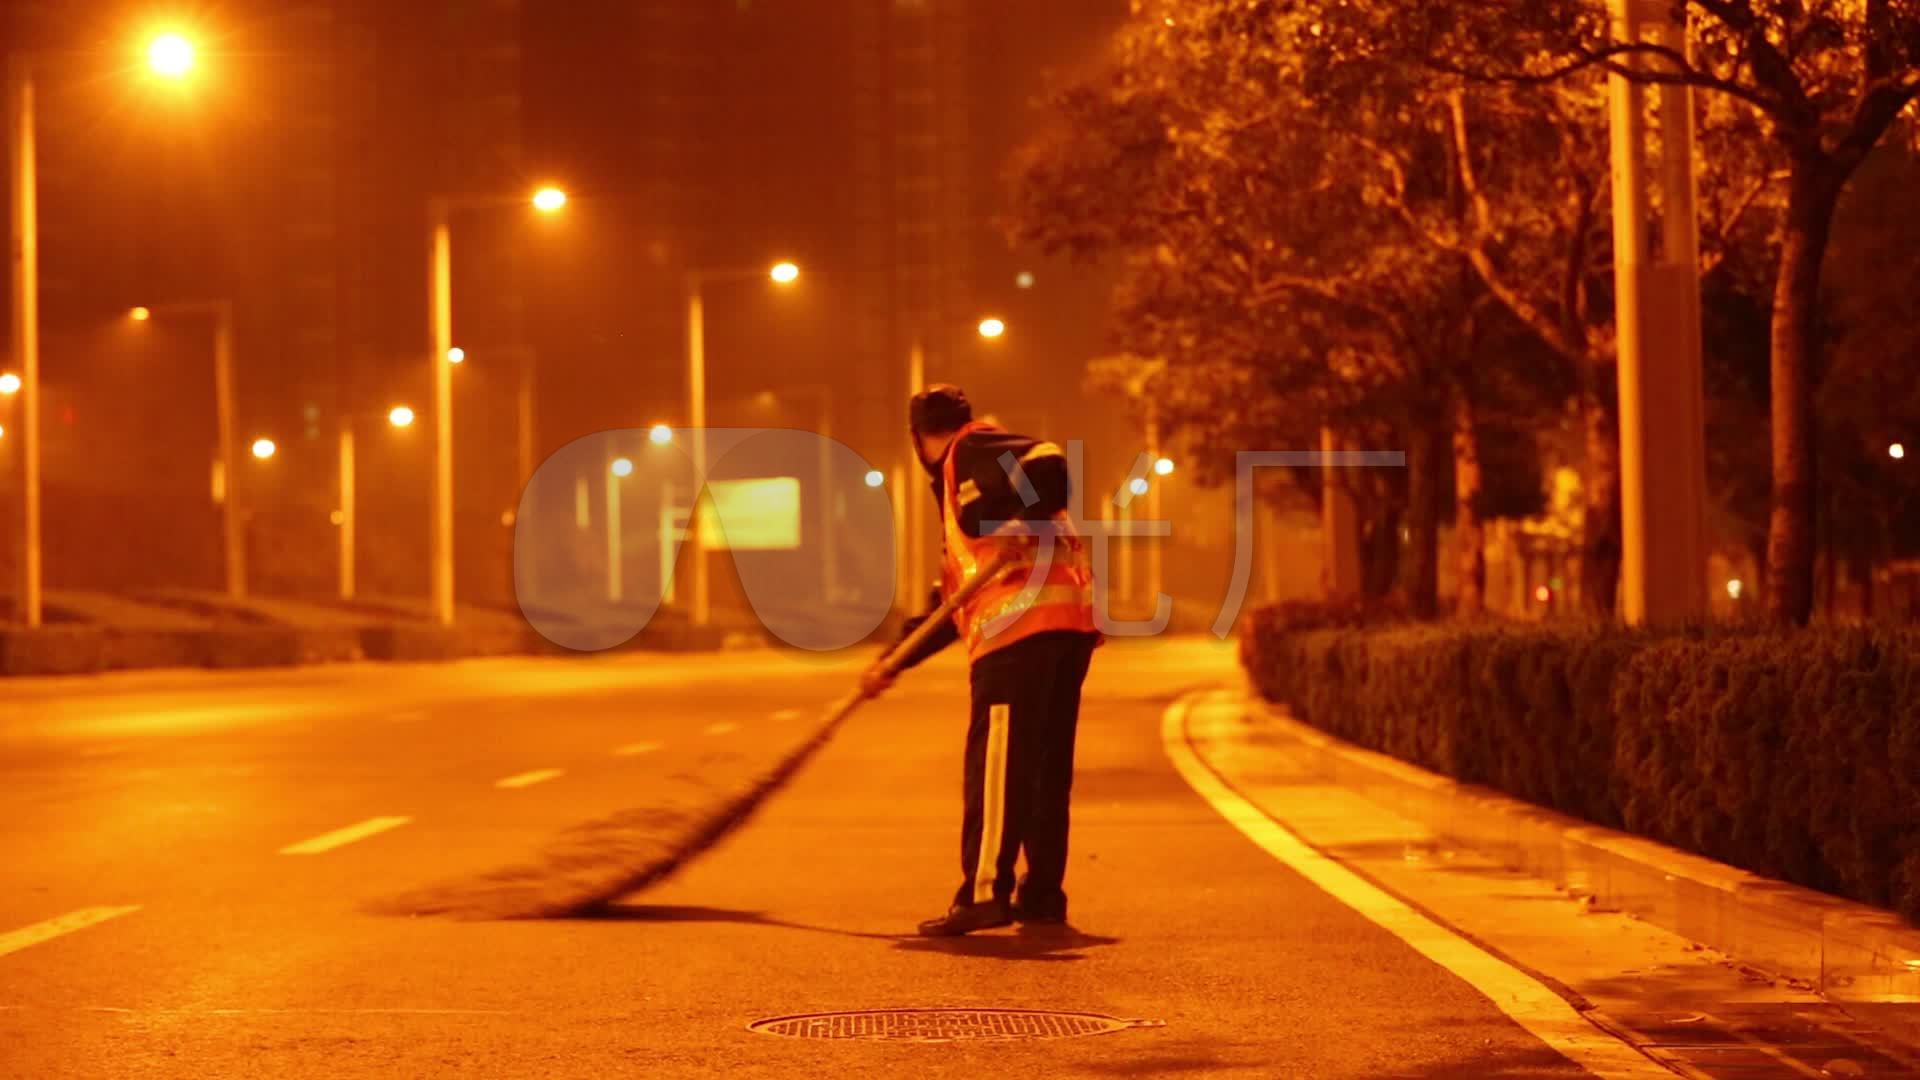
top-left (852, 549), bottom-right (1016, 705)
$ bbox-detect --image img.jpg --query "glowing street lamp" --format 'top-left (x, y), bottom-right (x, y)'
top-left (146, 33), bottom-right (195, 79)
top-left (1128, 476), bottom-right (1150, 497)
top-left (1154, 456), bottom-right (1175, 477)
top-left (0, 372), bottom-right (19, 395)
top-left (610, 457), bottom-right (634, 478)
top-left (684, 259), bottom-right (805, 626)
top-left (865, 469), bottom-right (885, 489)
top-left (648, 423), bottom-right (673, 446)
top-left (426, 187), bottom-right (570, 625)
top-left (250, 438), bottom-right (277, 461)
top-left (128, 306), bottom-right (151, 322)
top-left (977, 317), bottom-right (1006, 340)
top-left (388, 405), bottom-right (415, 428)
top-left (11, 34), bottom-right (203, 627)
top-left (1891, 443), bottom-right (1907, 461)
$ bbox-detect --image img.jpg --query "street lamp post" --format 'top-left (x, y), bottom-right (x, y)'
top-left (683, 261), bottom-right (800, 627)
top-left (608, 456), bottom-right (633, 603)
top-left (8, 55), bottom-right (43, 626)
top-left (423, 187), bottom-right (566, 626)
top-left (335, 404), bottom-right (417, 601)
top-left (427, 197), bottom-right (454, 626)
top-left (1607, 0), bottom-right (1708, 624)
top-left (136, 301), bottom-right (241, 597)
top-left (898, 316), bottom-right (1007, 609)
top-left (8, 33), bottom-right (196, 627)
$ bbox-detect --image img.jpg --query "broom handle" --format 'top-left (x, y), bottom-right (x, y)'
top-left (823, 550), bottom-right (1017, 723)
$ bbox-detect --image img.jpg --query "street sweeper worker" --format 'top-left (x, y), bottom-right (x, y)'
top-left (860, 384), bottom-right (1101, 937)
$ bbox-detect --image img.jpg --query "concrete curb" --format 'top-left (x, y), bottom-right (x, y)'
top-left (1235, 695), bottom-right (1920, 1004)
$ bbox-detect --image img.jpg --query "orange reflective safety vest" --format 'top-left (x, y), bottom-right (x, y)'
top-left (938, 421), bottom-right (1099, 661)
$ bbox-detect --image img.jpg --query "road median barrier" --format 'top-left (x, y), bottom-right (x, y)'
top-left (0, 626), bottom-right (106, 676)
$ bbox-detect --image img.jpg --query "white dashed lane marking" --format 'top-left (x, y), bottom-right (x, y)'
top-left (0, 907), bottom-right (141, 960)
top-left (614, 741), bottom-right (663, 757)
top-left (703, 722), bottom-right (739, 736)
top-left (494, 768), bottom-right (564, 790)
top-left (770, 708), bottom-right (803, 722)
top-left (279, 816), bottom-right (413, 855)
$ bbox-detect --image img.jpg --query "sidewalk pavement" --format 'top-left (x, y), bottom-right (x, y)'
top-left (1184, 688), bottom-right (1920, 1078)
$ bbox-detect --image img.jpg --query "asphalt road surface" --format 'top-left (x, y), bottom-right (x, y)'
top-left (3, 639), bottom-right (1681, 1078)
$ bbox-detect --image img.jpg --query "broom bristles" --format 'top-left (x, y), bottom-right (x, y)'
top-left (370, 697), bottom-right (860, 920)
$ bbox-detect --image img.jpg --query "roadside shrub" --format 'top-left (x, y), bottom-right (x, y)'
top-left (1240, 614), bottom-right (1920, 924)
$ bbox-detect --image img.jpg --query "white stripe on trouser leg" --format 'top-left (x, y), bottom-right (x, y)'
top-left (974, 703), bottom-right (1011, 905)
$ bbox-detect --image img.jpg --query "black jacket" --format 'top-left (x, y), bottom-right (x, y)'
top-left (893, 427), bottom-right (1073, 669)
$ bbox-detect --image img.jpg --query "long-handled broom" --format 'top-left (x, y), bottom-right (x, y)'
top-left (374, 553), bottom-right (1014, 920)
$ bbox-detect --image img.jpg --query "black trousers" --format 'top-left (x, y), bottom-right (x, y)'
top-left (954, 630), bottom-right (1098, 910)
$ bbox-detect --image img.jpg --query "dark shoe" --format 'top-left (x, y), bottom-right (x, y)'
top-left (916, 899), bottom-right (1012, 937)
top-left (1011, 892), bottom-right (1068, 925)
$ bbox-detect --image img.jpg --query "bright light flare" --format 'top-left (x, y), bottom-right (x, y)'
top-left (129, 306), bottom-right (152, 322)
top-left (446, 347), bottom-right (465, 365)
top-left (770, 261), bottom-right (800, 285)
top-left (1726, 579), bottom-right (1745, 600)
top-left (864, 470), bottom-right (885, 489)
top-left (532, 187), bottom-right (568, 213)
top-left (147, 33), bottom-right (195, 79)
top-left (250, 438), bottom-right (277, 461)
top-left (1128, 477), bottom-right (1149, 497)
top-left (648, 424), bottom-right (673, 446)
top-left (0, 372), bottom-right (19, 395)
top-left (1153, 457), bottom-right (1175, 476)
top-left (610, 457), bottom-right (634, 478)
top-left (977, 317), bottom-right (1006, 340)
top-left (388, 405), bottom-right (416, 428)
top-left (1891, 442), bottom-right (1907, 461)
top-left (1534, 585), bottom-right (1552, 604)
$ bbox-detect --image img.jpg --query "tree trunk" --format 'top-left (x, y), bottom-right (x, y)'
top-left (1452, 395), bottom-right (1486, 618)
top-left (1360, 502), bottom-right (1403, 602)
top-left (1766, 163), bottom-right (1840, 626)
top-left (1579, 382), bottom-right (1622, 617)
top-left (1851, 548), bottom-right (1875, 621)
top-left (1405, 421), bottom-right (1442, 619)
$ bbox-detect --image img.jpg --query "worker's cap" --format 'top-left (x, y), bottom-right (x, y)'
top-left (909, 383), bottom-right (972, 435)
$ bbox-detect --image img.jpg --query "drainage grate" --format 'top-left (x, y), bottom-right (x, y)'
top-left (747, 1008), bottom-right (1162, 1043)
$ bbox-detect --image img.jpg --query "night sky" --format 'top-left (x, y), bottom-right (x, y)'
top-left (2, 0), bottom-right (1134, 598)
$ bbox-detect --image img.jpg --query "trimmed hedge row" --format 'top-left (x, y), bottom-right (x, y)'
top-left (1239, 612), bottom-right (1920, 924)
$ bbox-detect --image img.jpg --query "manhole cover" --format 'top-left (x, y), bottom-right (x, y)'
top-left (748, 1008), bottom-right (1162, 1043)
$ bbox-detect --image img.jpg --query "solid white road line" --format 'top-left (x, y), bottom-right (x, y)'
top-left (0, 907), bottom-right (141, 960)
top-left (1163, 692), bottom-right (1671, 1080)
top-left (494, 768), bottom-right (564, 790)
top-left (703, 721), bottom-right (740, 736)
top-left (279, 815), bottom-right (413, 855)
top-left (614, 741), bottom-right (663, 757)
